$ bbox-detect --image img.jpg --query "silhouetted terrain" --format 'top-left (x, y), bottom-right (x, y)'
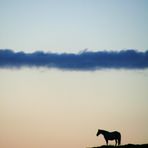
top-left (91, 144), bottom-right (148, 148)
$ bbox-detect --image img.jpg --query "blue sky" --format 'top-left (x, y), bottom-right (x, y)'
top-left (0, 0), bottom-right (148, 52)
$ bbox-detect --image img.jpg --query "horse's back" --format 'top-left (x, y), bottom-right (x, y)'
top-left (110, 131), bottom-right (121, 139)
top-left (113, 131), bottom-right (121, 135)
top-left (113, 131), bottom-right (120, 134)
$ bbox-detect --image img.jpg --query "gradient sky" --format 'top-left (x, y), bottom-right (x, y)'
top-left (0, 0), bottom-right (148, 52)
top-left (0, 68), bottom-right (148, 148)
top-left (0, 0), bottom-right (148, 148)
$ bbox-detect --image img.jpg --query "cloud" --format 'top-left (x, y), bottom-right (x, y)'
top-left (0, 49), bottom-right (148, 70)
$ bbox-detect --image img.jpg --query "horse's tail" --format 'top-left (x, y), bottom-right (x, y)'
top-left (118, 133), bottom-right (121, 145)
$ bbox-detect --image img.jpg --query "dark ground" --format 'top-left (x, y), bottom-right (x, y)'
top-left (90, 144), bottom-right (148, 148)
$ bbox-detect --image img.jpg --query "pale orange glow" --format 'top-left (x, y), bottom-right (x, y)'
top-left (0, 68), bottom-right (148, 148)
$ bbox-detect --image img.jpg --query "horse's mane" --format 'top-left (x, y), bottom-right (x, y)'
top-left (99, 129), bottom-right (108, 132)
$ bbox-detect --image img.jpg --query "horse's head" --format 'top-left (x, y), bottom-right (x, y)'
top-left (96, 129), bottom-right (101, 136)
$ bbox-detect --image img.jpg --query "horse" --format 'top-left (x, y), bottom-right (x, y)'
top-left (96, 129), bottom-right (121, 146)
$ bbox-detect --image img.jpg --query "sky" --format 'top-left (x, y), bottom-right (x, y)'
top-left (0, 0), bottom-right (148, 52)
top-left (0, 0), bottom-right (148, 148)
top-left (0, 68), bottom-right (148, 148)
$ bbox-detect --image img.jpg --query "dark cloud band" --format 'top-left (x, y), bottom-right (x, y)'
top-left (0, 49), bottom-right (148, 70)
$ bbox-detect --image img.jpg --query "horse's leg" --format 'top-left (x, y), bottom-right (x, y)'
top-left (105, 139), bottom-right (108, 145)
top-left (117, 138), bottom-right (120, 146)
top-left (115, 139), bottom-right (117, 146)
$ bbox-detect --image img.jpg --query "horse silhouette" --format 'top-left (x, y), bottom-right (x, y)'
top-left (96, 129), bottom-right (121, 146)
